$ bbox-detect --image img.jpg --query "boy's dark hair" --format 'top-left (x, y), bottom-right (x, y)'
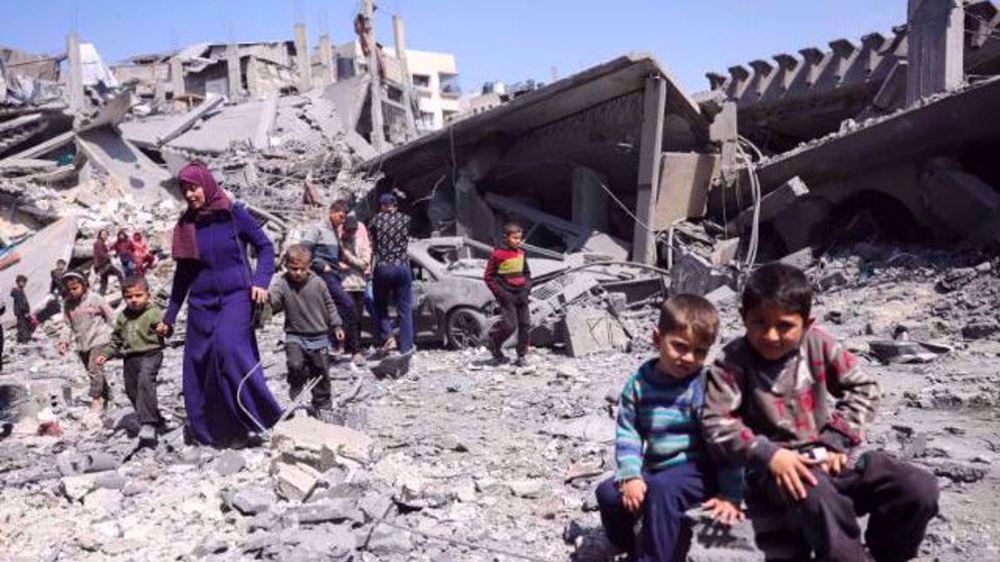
top-left (742, 262), bottom-right (813, 319)
top-left (658, 294), bottom-right (719, 347)
top-left (15, 275), bottom-right (27, 284)
top-left (501, 221), bottom-right (523, 236)
top-left (122, 276), bottom-right (149, 292)
top-left (285, 243), bottom-right (312, 264)
top-left (329, 199), bottom-right (350, 212)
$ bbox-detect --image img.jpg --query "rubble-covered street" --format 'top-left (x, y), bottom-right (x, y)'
top-left (3, 0), bottom-right (1000, 560)
top-left (1, 245), bottom-right (999, 561)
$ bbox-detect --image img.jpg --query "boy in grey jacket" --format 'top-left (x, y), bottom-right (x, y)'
top-left (270, 244), bottom-right (344, 414)
top-left (58, 271), bottom-right (115, 412)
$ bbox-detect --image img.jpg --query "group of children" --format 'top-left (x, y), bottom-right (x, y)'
top-left (597, 263), bottom-right (940, 561)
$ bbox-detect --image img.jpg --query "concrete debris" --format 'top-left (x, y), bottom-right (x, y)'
top-left (273, 461), bottom-right (323, 502)
top-left (271, 414), bottom-right (373, 469)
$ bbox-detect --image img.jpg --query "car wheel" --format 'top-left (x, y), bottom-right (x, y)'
top-left (446, 307), bottom-right (487, 350)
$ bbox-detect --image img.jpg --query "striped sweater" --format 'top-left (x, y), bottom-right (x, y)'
top-left (703, 327), bottom-right (880, 471)
top-left (484, 245), bottom-right (531, 295)
top-left (615, 359), bottom-right (743, 500)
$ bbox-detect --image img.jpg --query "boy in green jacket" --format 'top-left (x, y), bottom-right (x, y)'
top-left (96, 276), bottom-right (164, 444)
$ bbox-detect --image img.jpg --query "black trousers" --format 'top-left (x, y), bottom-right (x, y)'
top-left (15, 314), bottom-right (32, 343)
top-left (0, 324), bottom-right (4, 372)
top-left (316, 270), bottom-right (359, 354)
top-left (285, 341), bottom-right (332, 410)
top-left (747, 450), bottom-right (939, 562)
top-left (96, 263), bottom-right (124, 296)
top-left (123, 350), bottom-right (163, 425)
top-left (489, 290), bottom-right (530, 356)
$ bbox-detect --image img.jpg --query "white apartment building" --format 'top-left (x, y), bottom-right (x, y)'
top-left (333, 41), bottom-right (459, 133)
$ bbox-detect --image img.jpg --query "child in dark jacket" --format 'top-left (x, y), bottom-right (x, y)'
top-left (11, 275), bottom-right (33, 343)
top-left (483, 221), bottom-right (531, 366)
top-left (596, 295), bottom-right (742, 561)
top-left (269, 244), bottom-right (344, 415)
top-left (96, 276), bottom-right (165, 444)
top-left (702, 263), bottom-right (939, 561)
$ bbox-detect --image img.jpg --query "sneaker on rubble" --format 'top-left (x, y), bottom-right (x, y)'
top-left (138, 423), bottom-right (157, 445)
top-left (487, 339), bottom-right (507, 365)
top-left (513, 355), bottom-right (530, 368)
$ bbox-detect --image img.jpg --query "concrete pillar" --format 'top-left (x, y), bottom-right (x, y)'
top-left (169, 57), bottom-right (184, 97)
top-left (153, 64), bottom-right (166, 104)
top-left (318, 34), bottom-right (336, 85)
top-left (226, 44), bottom-right (241, 101)
top-left (294, 23), bottom-right (311, 93)
top-left (393, 15), bottom-right (418, 139)
top-left (906, 0), bottom-right (964, 106)
top-left (633, 76), bottom-right (667, 265)
top-left (571, 167), bottom-right (610, 233)
top-left (362, 0), bottom-right (385, 151)
top-left (246, 56), bottom-right (260, 98)
top-left (65, 33), bottom-right (84, 112)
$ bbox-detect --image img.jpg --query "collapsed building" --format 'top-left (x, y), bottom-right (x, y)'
top-left (366, 0), bottom-right (1000, 280)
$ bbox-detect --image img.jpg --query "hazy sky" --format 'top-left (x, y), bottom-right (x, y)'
top-left (2, 0), bottom-right (905, 93)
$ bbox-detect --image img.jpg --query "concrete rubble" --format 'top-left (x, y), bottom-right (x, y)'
top-left (1, 1), bottom-right (1000, 560)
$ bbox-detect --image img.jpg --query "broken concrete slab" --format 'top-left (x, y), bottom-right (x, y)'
top-left (539, 413), bottom-right (615, 443)
top-left (729, 176), bottom-right (810, 236)
top-left (273, 461), bottom-right (322, 503)
top-left (669, 250), bottom-right (736, 297)
top-left (0, 158), bottom-right (58, 176)
top-left (271, 415), bottom-right (373, 470)
top-left (561, 307), bottom-right (630, 358)
top-left (225, 485), bottom-right (277, 516)
top-left (75, 127), bottom-right (174, 205)
top-left (654, 152), bottom-right (719, 230)
top-left (0, 217), bottom-right (76, 329)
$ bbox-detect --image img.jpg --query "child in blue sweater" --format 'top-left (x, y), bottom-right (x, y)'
top-left (596, 294), bottom-right (743, 561)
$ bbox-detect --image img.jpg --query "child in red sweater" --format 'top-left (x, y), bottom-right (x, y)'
top-left (484, 221), bottom-right (531, 366)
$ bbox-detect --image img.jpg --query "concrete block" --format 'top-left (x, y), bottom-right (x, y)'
top-left (705, 285), bottom-right (738, 307)
top-left (285, 498), bottom-right (362, 525)
top-left (212, 450), bottom-right (247, 476)
top-left (730, 176), bottom-right (809, 235)
top-left (61, 474), bottom-right (97, 501)
top-left (684, 508), bottom-right (760, 562)
top-left (711, 237), bottom-right (740, 266)
top-left (560, 308), bottom-right (629, 358)
top-left (367, 525), bottom-right (414, 556)
top-left (669, 251), bottom-right (736, 297)
top-left (273, 461), bottom-right (322, 503)
top-left (539, 414), bottom-right (615, 443)
top-left (271, 415), bottom-right (373, 471)
top-left (225, 485), bottom-right (277, 516)
top-left (654, 152), bottom-right (719, 230)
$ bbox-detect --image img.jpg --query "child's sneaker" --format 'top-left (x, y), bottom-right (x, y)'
top-left (487, 339), bottom-right (507, 365)
top-left (513, 355), bottom-right (529, 368)
top-left (138, 423), bottom-right (157, 445)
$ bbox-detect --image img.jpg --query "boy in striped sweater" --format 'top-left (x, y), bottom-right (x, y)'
top-left (703, 263), bottom-right (938, 561)
top-left (484, 221), bottom-right (531, 366)
top-left (596, 295), bottom-right (743, 561)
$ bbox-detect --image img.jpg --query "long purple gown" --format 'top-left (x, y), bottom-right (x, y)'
top-left (164, 204), bottom-right (282, 446)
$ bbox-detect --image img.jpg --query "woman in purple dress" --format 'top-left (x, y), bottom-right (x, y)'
top-left (156, 162), bottom-right (281, 447)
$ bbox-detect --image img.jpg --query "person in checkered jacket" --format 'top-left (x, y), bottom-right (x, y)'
top-left (703, 263), bottom-right (939, 562)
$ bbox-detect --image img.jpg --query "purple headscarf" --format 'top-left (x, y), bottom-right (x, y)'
top-left (172, 162), bottom-right (233, 261)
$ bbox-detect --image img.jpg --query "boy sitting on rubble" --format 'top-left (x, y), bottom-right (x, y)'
top-left (57, 271), bottom-right (115, 413)
top-left (596, 294), bottom-right (743, 561)
top-left (702, 263), bottom-right (939, 561)
top-left (484, 221), bottom-right (532, 366)
top-left (95, 276), bottom-right (165, 445)
top-left (269, 244), bottom-right (344, 418)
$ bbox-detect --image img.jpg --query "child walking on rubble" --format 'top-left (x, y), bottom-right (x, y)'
top-left (58, 271), bottom-right (115, 413)
top-left (702, 263), bottom-right (939, 561)
top-left (484, 221), bottom-right (532, 366)
top-left (11, 274), bottom-right (34, 343)
top-left (95, 276), bottom-right (165, 444)
top-left (596, 294), bottom-right (743, 561)
top-left (269, 244), bottom-right (344, 417)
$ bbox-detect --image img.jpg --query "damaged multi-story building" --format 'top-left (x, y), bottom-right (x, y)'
top-left (364, 0), bottom-right (1000, 276)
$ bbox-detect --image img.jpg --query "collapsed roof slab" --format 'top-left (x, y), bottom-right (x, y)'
top-left (0, 217), bottom-right (76, 329)
top-left (75, 126), bottom-right (175, 205)
top-left (358, 54), bottom-right (708, 188)
top-left (710, 75), bottom-right (1000, 217)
